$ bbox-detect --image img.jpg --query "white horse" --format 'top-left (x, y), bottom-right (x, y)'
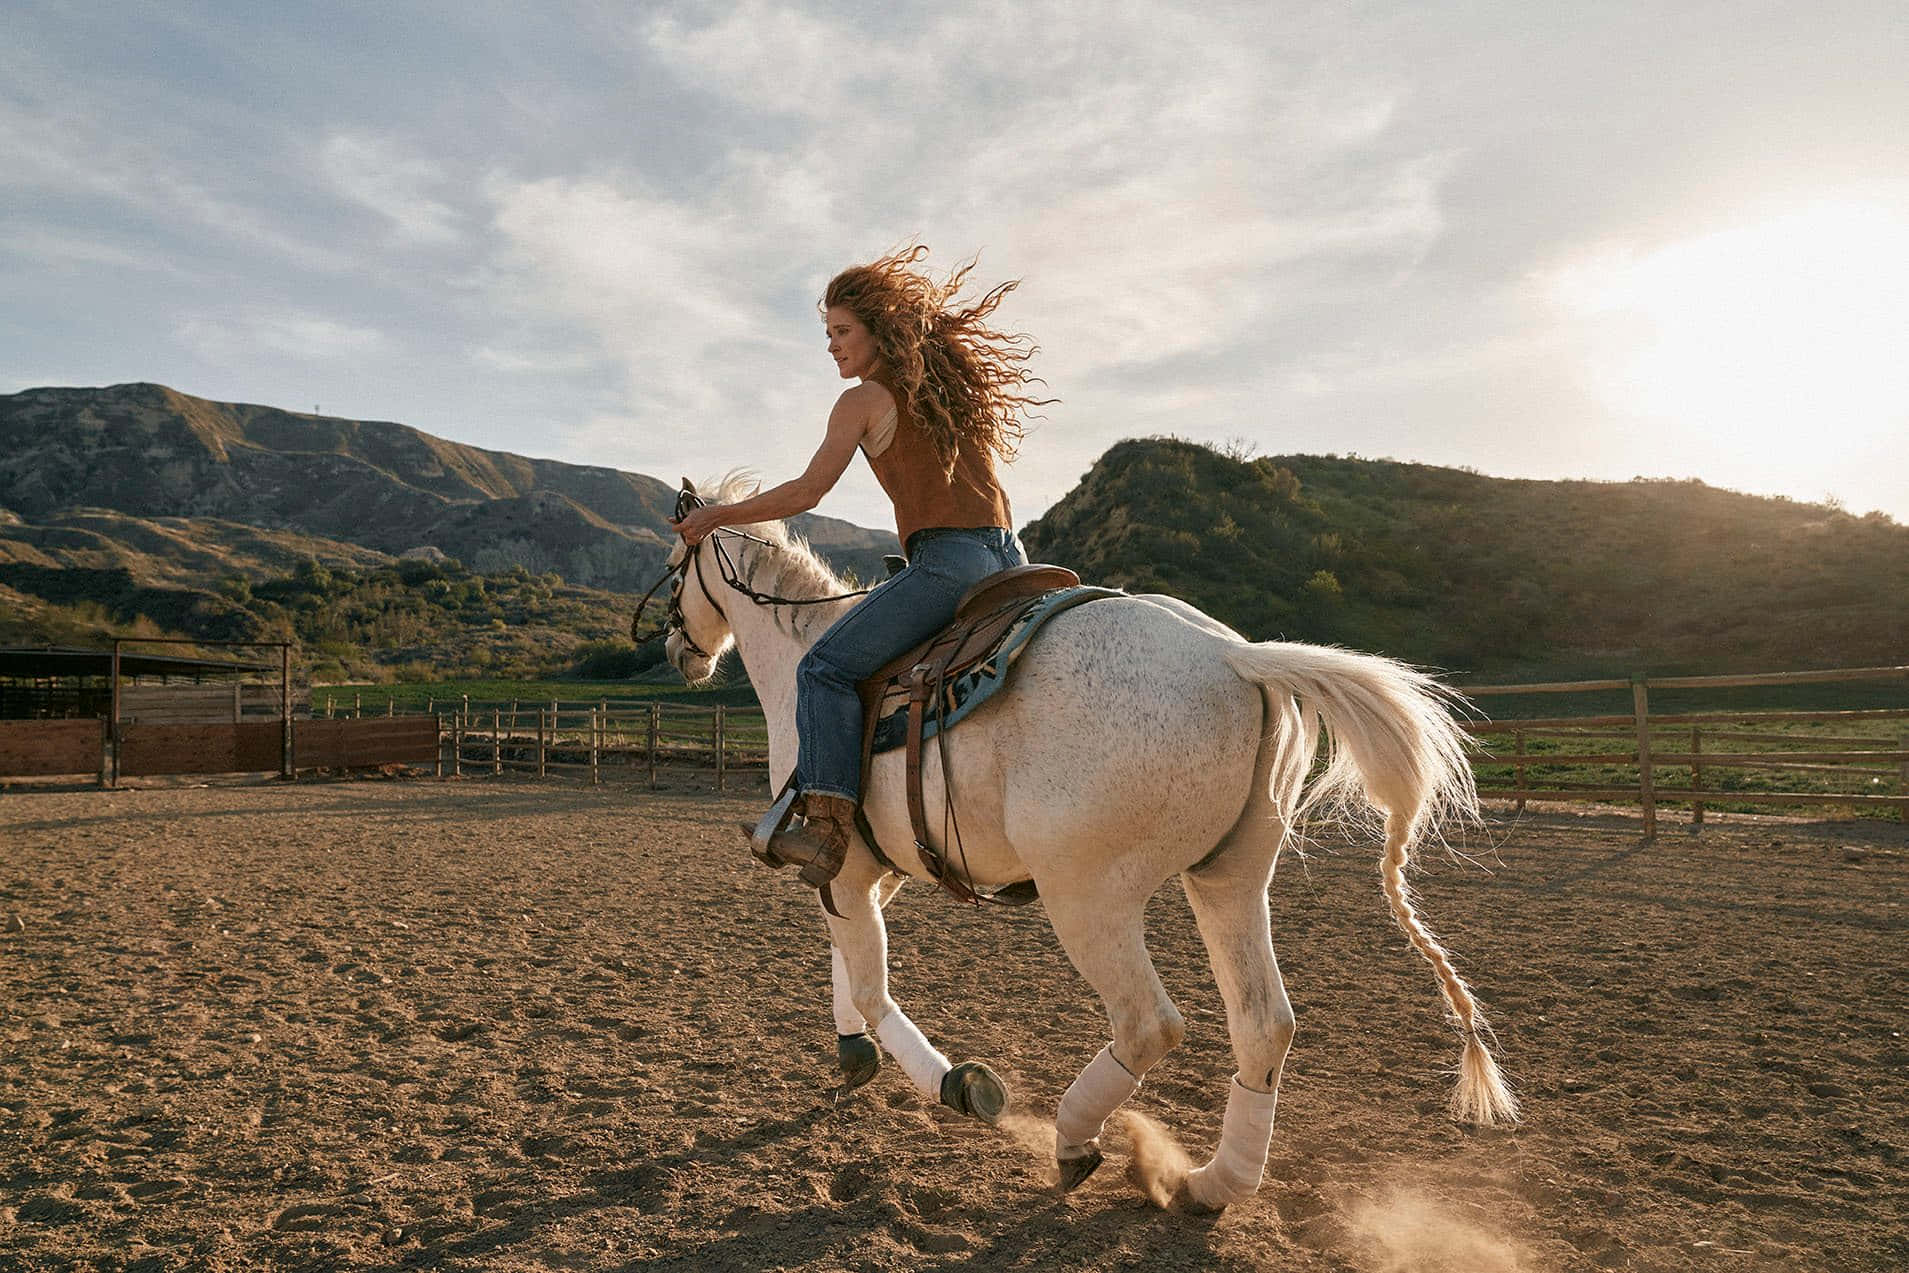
top-left (659, 475), bottom-right (1517, 1210)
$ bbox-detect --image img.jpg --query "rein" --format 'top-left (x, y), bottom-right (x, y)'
top-left (628, 488), bottom-right (874, 652)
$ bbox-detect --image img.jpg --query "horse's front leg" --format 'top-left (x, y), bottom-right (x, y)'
top-left (824, 860), bottom-right (1007, 1124)
top-left (829, 872), bottom-right (905, 1090)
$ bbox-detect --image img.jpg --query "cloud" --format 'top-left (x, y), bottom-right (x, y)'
top-left (483, 175), bottom-right (784, 401)
top-left (0, 68), bottom-right (346, 272)
top-left (0, 229), bottom-right (190, 277)
top-left (177, 313), bottom-right (385, 362)
top-left (468, 345), bottom-right (607, 375)
top-left (467, 0), bottom-right (1448, 517)
top-left (642, 1), bottom-right (915, 117)
top-left (11, 1), bottom-right (1903, 526)
top-left (1532, 193), bottom-right (1909, 522)
top-left (319, 134), bottom-right (465, 246)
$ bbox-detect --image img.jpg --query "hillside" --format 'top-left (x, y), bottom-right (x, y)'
top-left (0, 506), bottom-right (393, 585)
top-left (0, 383), bottom-right (895, 593)
top-left (0, 553), bottom-right (654, 685)
top-left (8, 386), bottom-right (1903, 689)
top-left (1022, 439), bottom-right (1909, 681)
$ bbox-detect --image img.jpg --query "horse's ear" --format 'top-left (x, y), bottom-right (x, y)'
top-left (681, 476), bottom-right (696, 495)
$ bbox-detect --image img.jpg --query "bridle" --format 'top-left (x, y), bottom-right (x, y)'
top-left (628, 487), bottom-right (874, 657)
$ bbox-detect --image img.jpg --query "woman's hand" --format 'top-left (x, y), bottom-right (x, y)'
top-left (671, 503), bottom-right (728, 546)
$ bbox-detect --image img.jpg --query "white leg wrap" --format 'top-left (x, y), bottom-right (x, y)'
top-left (873, 1010), bottom-right (950, 1098)
top-left (830, 947), bottom-right (867, 1036)
top-left (1185, 1076), bottom-right (1280, 1208)
top-left (1055, 1044), bottom-right (1141, 1158)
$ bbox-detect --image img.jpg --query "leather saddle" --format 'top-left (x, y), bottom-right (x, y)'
top-left (854, 564), bottom-right (1085, 905)
top-left (748, 562), bottom-right (1121, 909)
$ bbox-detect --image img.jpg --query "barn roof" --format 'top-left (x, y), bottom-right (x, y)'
top-left (0, 646), bottom-right (277, 680)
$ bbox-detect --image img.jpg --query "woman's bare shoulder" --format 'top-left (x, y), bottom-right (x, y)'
top-left (839, 379), bottom-right (894, 407)
top-left (836, 379), bottom-right (895, 420)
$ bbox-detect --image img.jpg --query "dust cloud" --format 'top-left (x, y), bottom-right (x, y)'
top-left (1120, 1110), bottom-right (1193, 1210)
top-left (995, 1113), bottom-right (1060, 1188)
top-left (1345, 1187), bottom-right (1531, 1272)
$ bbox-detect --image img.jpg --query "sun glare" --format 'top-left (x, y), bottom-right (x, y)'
top-left (1553, 201), bottom-right (1909, 452)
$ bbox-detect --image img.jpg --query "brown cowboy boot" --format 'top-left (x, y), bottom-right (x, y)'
top-left (762, 793), bottom-right (856, 890)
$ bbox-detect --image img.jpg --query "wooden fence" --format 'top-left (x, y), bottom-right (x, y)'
top-left (308, 666), bottom-right (1909, 826)
top-left (376, 699), bottom-right (773, 790)
top-left (295, 717), bottom-right (441, 771)
top-left (118, 682), bottom-right (292, 724)
top-left (119, 721), bottom-right (284, 777)
top-left (1463, 664), bottom-right (1909, 835)
top-left (0, 716), bottom-right (445, 785)
top-left (0, 719), bottom-right (105, 779)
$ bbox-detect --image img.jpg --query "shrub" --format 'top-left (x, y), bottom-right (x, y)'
top-left (569, 638), bottom-right (666, 679)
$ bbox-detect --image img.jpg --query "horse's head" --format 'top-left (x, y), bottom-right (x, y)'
top-left (629, 479), bottom-right (735, 685)
top-left (629, 472), bottom-right (858, 683)
top-left (666, 480), bottom-right (737, 683)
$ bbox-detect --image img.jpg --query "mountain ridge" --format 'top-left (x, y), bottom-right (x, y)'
top-left (6, 386), bottom-right (1903, 688)
top-left (0, 382), bottom-right (896, 592)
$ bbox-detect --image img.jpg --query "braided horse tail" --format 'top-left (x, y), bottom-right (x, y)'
top-left (1223, 641), bottom-right (1520, 1126)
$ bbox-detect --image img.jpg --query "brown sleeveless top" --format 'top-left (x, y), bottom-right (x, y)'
top-left (861, 375), bottom-right (1013, 550)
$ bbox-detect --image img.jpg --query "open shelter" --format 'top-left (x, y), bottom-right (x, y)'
top-left (0, 645), bottom-right (280, 721)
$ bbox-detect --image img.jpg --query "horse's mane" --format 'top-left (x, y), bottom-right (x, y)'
top-left (699, 471), bottom-right (855, 636)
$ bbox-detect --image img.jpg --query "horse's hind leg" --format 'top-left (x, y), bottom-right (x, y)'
top-left (1042, 892), bottom-right (1187, 1189)
top-left (1177, 835), bottom-right (1294, 1211)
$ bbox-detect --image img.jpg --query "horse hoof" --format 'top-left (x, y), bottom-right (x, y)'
top-left (1057, 1146), bottom-right (1104, 1191)
top-left (838, 1033), bottom-right (881, 1090)
top-left (939, 1061), bottom-right (1008, 1125)
top-left (1168, 1178), bottom-right (1227, 1217)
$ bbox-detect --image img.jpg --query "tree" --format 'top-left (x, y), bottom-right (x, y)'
top-left (293, 557), bottom-right (333, 593)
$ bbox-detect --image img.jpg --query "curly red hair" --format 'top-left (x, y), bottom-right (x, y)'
top-left (822, 245), bottom-right (1051, 473)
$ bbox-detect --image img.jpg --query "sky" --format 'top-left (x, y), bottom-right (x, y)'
top-left (4, 0), bottom-right (1907, 530)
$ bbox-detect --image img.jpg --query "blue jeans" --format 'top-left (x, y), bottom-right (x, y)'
top-left (796, 527), bottom-right (1027, 801)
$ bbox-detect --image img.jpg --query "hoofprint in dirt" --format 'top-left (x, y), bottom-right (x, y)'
top-left (0, 783), bottom-right (1902, 1271)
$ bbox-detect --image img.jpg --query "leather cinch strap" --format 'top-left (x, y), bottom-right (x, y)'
top-left (905, 661), bottom-right (980, 904)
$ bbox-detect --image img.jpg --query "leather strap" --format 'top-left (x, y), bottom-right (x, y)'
top-left (904, 664), bottom-right (937, 877)
top-left (852, 806), bottom-right (902, 875)
top-left (905, 658), bottom-right (982, 905)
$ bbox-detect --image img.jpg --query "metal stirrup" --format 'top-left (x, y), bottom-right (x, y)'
top-left (749, 782), bottom-right (801, 866)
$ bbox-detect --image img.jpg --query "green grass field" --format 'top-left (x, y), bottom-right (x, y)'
top-left (311, 676), bottom-right (760, 714)
top-left (1470, 713), bottom-right (1908, 820)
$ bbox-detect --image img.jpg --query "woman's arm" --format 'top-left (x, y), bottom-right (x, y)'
top-left (673, 384), bottom-right (884, 543)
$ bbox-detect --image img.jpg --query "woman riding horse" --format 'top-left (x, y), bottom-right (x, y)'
top-left (654, 275), bottom-right (1518, 1203)
top-left (670, 245), bottom-right (1048, 888)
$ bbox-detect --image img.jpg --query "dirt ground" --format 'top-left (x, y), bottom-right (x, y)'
top-left (1, 778), bottom-right (1904, 1272)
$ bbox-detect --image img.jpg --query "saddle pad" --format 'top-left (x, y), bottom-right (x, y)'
top-left (868, 585), bottom-right (1125, 755)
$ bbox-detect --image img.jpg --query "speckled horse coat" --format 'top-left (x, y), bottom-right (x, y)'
top-left (660, 477), bottom-right (1516, 1211)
